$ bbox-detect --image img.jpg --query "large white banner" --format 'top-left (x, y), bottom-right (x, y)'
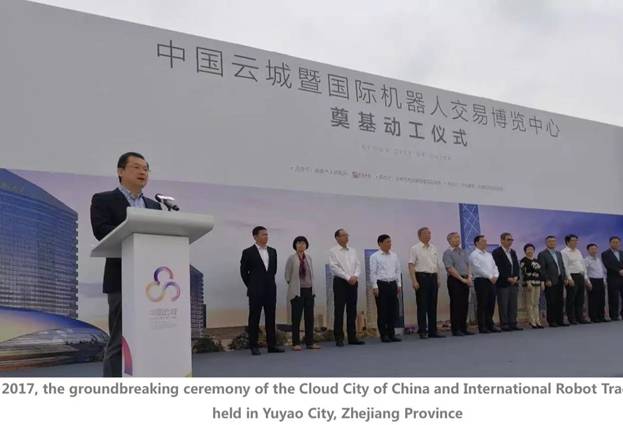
top-left (2, 0), bottom-right (622, 215)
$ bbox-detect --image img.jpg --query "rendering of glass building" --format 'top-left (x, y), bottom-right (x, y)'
top-left (190, 265), bottom-right (206, 338)
top-left (0, 169), bottom-right (78, 318)
top-left (0, 306), bottom-right (108, 370)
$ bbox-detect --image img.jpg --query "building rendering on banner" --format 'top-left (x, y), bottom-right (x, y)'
top-left (190, 265), bottom-right (207, 338)
top-left (0, 169), bottom-right (110, 369)
top-left (459, 204), bottom-right (481, 251)
top-left (0, 306), bottom-right (108, 370)
top-left (0, 169), bottom-right (78, 318)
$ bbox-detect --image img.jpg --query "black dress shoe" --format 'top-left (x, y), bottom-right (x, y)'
top-left (250, 347), bottom-right (261, 356)
top-left (537, 325), bottom-right (544, 329)
top-left (348, 339), bottom-right (365, 345)
top-left (267, 347), bottom-right (285, 353)
top-left (568, 321), bottom-right (578, 325)
top-left (479, 328), bottom-right (490, 334)
top-left (428, 333), bottom-right (446, 338)
top-left (559, 322), bottom-right (570, 327)
top-left (452, 331), bottom-right (465, 336)
top-left (419, 333), bottom-right (428, 339)
top-left (511, 326), bottom-right (523, 331)
top-left (610, 317), bottom-right (620, 321)
top-left (501, 327), bottom-right (512, 332)
top-left (390, 336), bottom-right (402, 342)
top-left (336, 340), bottom-right (344, 347)
top-left (462, 330), bottom-right (475, 336)
top-left (381, 336), bottom-right (392, 343)
top-left (579, 320), bottom-right (591, 324)
top-left (488, 327), bottom-right (501, 333)
top-left (549, 323), bottom-right (559, 328)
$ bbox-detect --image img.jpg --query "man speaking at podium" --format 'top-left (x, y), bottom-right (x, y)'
top-left (90, 152), bottom-right (162, 377)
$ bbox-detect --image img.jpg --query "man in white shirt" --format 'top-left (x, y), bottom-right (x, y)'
top-left (369, 234), bottom-right (402, 343)
top-left (469, 235), bottom-right (501, 333)
top-left (329, 228), bottom-right (365, 346)
top-left (561, 234), bottom-right (590, 324)
top-left (585, 243), bottom-right (607, 323)
top-left (408, 227), bottom-right (445, 338)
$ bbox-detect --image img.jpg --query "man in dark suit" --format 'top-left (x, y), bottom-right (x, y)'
top-left (240, 226), bottom-right (284, 355)
top-left (90, 152), bottom-right (162, 377)
top-left (537, 235), bottom-right (571, 327)
top-left (601, 236), bottom-right (623, 321)
top-left (492, 232), bottom-right (522, 331)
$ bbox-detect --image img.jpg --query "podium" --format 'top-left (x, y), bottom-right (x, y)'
top-left (91, 208), bottom-right (214, 377)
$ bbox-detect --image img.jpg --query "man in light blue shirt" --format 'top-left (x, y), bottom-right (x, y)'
top-left (369, 234), bottom-right (402, 343)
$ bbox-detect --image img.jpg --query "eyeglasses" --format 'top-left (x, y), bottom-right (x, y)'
top-left (127, 164), bottom-right (150, 173)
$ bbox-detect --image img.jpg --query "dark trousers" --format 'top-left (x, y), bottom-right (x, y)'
top-left (333, 277), bottom-right (358, 342)
top-left (248, 292), bottom-right (276, 349)
top-left (447, 276), bottom-right (469, 333)
top-left (415, 272), bottom-right (439, 335)
top-left (474, 278), bottom-right (496, 330)
top-left (588, 278), bottom-right (606, 322)
top-left (544, 279), bottom-right (565, 325)
top-left (607, 279), bottom-right (623, 320)
top-left (566, 273), bottom-right (586, 323)
top-left (291, 287), bottom-right (315, 346)
top-left (103, 292), bottom-right (122, 377)
top-left (497, 285), bottom-right (519, 329)
top-left (374, 280), bottom-right (398, 339)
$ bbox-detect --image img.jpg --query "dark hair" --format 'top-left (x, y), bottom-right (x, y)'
top-left (586, 243), bottom-right (598, 250)
top-left (117, 152), bottom-right (146, 183)
top-left (500, 232), bottom-right (512, 240)
top-left (292, 236), bottom-right (309, 250)
top-left (474, 235), bottom-right (485, 245)
top-left (417, 227), bottom-right (430, 238)
top-left (334, 228), bottom-right (346, 238)
top-left (377, 234), bottom-right (391, 244)
top-left (523, 243), bottom-right (535, 252)
top-left (564, 234), bottom-right (578, 244)
top-left (545, 235), bottom-right (556, 242)
top-left (609, 236), bottom-right (621, 243)
top-left (252, 226), bottom-right (267, 236)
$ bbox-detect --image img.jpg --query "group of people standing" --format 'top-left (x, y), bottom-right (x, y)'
top-left (94, 152), bottom-right (623, 374)
top-left (241, 225), bottom-right (623, 355)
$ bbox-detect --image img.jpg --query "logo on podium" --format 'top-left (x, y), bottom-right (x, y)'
top-left (145, 266), bottom-right (181, 302)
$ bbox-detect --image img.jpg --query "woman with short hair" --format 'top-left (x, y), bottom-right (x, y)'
top-left (284, 236), bottom-right (320, 350)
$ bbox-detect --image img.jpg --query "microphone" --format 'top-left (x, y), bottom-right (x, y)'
top-left (155, 193), bottom-right (180, 211)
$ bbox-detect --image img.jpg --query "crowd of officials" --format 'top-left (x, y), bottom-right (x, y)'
top-left (242, 226), bottom-right (622, 355)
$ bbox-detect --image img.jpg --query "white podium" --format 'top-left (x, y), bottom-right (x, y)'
top-left (91, 208), bottom-right (214, 377)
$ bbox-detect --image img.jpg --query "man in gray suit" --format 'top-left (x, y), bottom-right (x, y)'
top-left (537, 235), bottom-right (571, 327)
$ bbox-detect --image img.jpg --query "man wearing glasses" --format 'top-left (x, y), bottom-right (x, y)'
top-left (90, 152), bottom-right (162, 377)
top-left (492, 233), bottom-right (522, 331)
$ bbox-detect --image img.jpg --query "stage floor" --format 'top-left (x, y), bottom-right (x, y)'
top-left (2, 321), bottom-right (622, 377)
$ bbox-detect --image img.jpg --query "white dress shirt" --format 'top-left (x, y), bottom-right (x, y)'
top-left (503, 247), bottom-right (515, 274)
top-left (255, 244), bottom-right (269, 270)
top-left (469, 248), bottom-right (499, 280)
top-left (408, 242), bottom-right (441, 273)
top-left (561, 247), bottom-right (588, 280)
top-left (329, 245), bottom-right (361, 281)
top-left (585, 255), bottom-right (605, 280)
top-left (369, 250), bottom-right (402, 289)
